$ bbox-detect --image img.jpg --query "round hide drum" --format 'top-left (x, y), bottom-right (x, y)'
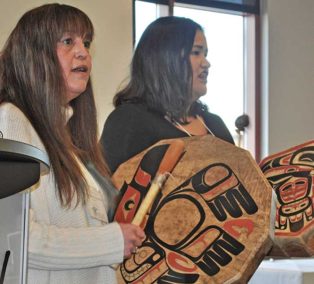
top-left (113, 135), bottom-right (275, 283)
top-left (259, 140), bottom-right (314, 257)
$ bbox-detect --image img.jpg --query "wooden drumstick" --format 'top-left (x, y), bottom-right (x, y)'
top-left (111, 139), bottom-right (185, 269)
top-left (132, 139), bottom-right (185, 226)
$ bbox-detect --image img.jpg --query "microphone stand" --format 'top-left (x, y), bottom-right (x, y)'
top-left (235, 114), bottom-right (249, 148)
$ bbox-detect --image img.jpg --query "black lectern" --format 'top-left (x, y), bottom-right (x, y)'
top-left (0, 138), bottom-right (49, 199)
top-left (0, 138), bottom-right (49, 284)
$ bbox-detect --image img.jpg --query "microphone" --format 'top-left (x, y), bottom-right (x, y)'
top-left (235, 114), bottom-right (249, 131)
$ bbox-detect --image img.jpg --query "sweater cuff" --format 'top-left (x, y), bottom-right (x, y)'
top-left (103, 222), bottom-right (124, 264)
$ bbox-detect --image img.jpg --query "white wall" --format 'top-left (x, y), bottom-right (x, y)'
top-left (1, 0), bottom-right (313, 157)
top-left (0, 0), bottom-right (133, 132)
top-left (260, 0), bottom-right (314, 158)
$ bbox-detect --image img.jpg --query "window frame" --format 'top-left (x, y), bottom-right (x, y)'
top-left (133, 0), bottom-right (260, 14)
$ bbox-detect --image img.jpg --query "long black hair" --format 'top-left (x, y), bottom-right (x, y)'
top-left (114, 16), bottom-right (207, 122)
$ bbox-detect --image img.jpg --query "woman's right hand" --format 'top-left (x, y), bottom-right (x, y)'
top-left (118, 223), bottom-right (146, 259)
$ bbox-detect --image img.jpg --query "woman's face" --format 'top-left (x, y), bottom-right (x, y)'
top-left (57, 32), bottom-right (92, 103)
top-left (190, 30), bottom-right (210, 101)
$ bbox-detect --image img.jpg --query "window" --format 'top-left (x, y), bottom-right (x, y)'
top-left (134, 0), bottom-right (259, 159)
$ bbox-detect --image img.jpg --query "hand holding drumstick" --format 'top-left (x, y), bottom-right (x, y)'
top-left (116, 139), bottom-right (185, 265)
top-left (119, 223), bottom-right (146, 259)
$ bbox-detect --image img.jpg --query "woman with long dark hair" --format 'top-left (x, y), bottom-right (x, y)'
top-left (101, 16), bottom-right (234, 172)
top-left (0, 4), bottom-right (144, 283)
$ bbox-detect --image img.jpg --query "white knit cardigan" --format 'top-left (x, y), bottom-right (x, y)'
top-left (0, 103), bottom-right (124, 284)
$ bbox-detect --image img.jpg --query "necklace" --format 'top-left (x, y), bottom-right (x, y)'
top-left (174, 115), bottom-right (215, 137)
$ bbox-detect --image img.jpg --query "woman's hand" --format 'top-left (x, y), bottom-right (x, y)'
top-left (119, 223), bottom-right (146, 259)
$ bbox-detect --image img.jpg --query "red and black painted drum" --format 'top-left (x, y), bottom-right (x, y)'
top-left (260, 140), bottom-right (314, 257)
top-left (113, 135), bottom-right (275, 283)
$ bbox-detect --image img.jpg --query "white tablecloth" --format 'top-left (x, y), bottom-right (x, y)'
top-left (249, 258), bottom-right (314, 284)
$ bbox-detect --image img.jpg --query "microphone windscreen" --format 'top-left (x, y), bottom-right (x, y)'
top-left (235, 114), bottom-right (249, 131)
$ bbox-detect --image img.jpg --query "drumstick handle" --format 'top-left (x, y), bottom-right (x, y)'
top-left (132, 139), bottom-right (185, 226)
top-left (132, 175), bottom-right (166, 226)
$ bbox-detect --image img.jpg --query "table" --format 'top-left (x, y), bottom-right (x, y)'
top-left (249, 258), bottom-right (314, 284)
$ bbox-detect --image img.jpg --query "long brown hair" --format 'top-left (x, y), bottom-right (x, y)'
top-left (0, 4), bottom-right (110, 206)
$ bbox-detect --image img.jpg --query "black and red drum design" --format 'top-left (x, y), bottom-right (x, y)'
top-left (113, 135), bottom-right (275, 283)
top-left (260, 140), bottom-right (314, 256)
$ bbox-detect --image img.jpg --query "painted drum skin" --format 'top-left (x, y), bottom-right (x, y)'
top-left (113, 135), bottom-right (275, 284)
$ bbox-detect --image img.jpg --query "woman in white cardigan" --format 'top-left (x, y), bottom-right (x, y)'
top-left (0, 4), bottom-right (144, 284)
